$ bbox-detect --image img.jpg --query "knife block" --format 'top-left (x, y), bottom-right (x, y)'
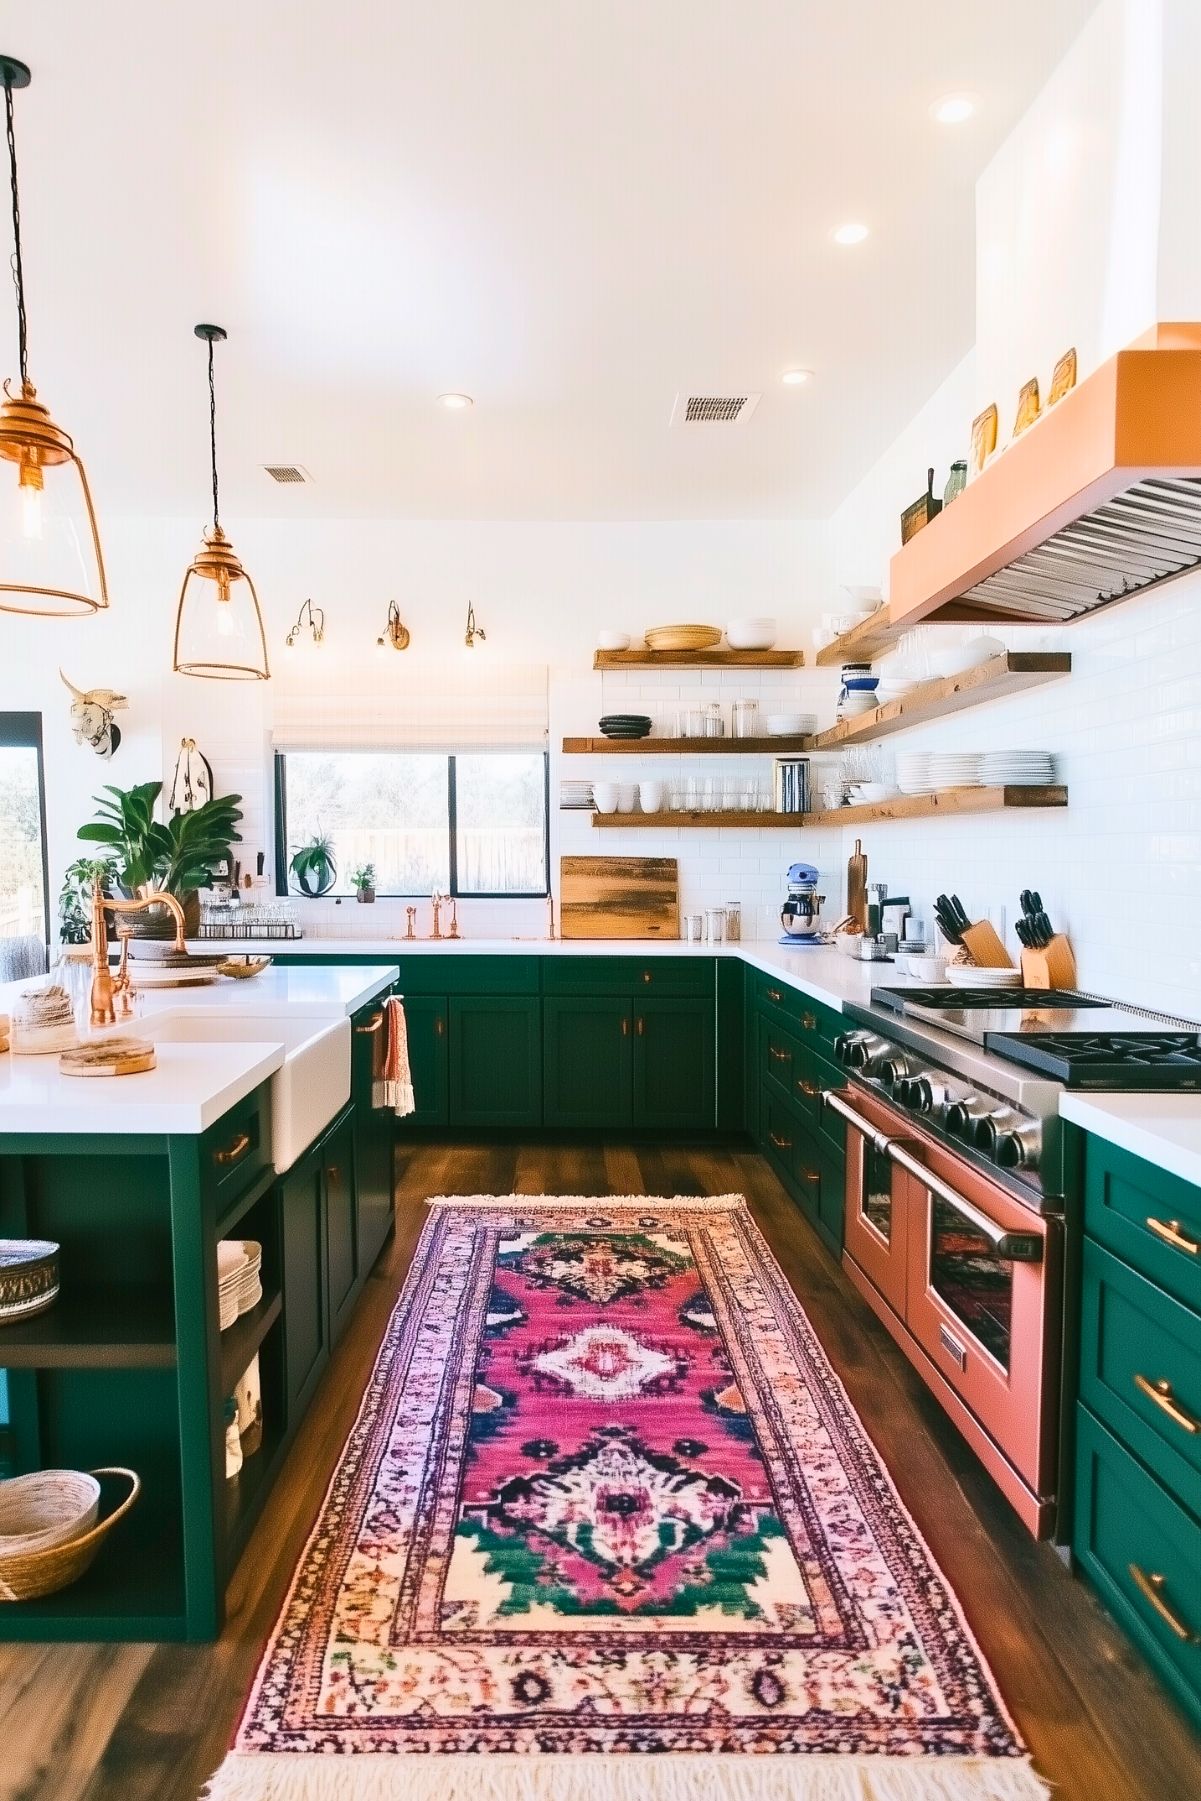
top-left (1020, 936), bottom-right (1077, 990)
top-left (959, 919), bottom-right (1013, 968)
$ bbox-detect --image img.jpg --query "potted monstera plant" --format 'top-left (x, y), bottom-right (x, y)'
top-left (77, 780), bottom-right (243, 939)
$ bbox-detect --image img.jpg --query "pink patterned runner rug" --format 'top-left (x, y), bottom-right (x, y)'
top-left (206, 1195), bottom-right (1048, 1801)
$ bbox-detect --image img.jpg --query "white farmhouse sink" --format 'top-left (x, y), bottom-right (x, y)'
top-left (140, 1010), bottom-right (351, 1172)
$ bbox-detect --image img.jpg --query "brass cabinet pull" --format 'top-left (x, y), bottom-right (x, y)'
top-left (801, 1012), bottom-right (817, 1032)
top-left (642, 970), bottom-right (653, 984)
top-left (768, 1130), bottom-right (792, 1151)
top-left (1133, 1374), bottom-right (1200, 1434)
top-left (621, 1017), bottom-right (629, 1037)
top-left (765, 987), bottom-right (782, 1002)
top-left (355, 1011), bottom-right (385, 1035)
top-left (768, 1044), bottom-right (791, 1062)
top-left (1146, 1216), bottom-right (1200, 1256)
top-left (799, 1167), bottom-right (820, 1186)
top-left (636, 1017), bottom-right (645, 1036)
top-left (1128, 1564), bottom-right (1199, 1642)
top-left (214, 1131), bottom-right (251, 1168)
top-left (327, 1164), bottom-right (340, 1186)
top-left (435, 1016), bottom-right (445, 1037)
top-left (798, 1079), bottom-right (820, 1097)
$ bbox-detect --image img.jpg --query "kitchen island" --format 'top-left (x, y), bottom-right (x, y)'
top-left (0, 963), bottom-right (398, 1642)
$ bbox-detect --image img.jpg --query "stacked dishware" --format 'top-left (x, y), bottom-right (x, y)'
top-left (598, 713), bottom-right (652, 740)
top-left (765, 710), bottom-right (812, 736)
top-left (980, 749), bottom-right (1056, 786)
top-left (926, 751), bottom-right (983, 788)
top-left (0, 1239), bottom-right (60, 1324)
top-left (945, 965), bottom-right (1024, 989)
top-left (896, 752), bottom-right (933, 795)
top-left (560, 780), bottom-right (594, 810)
top-left (644, 624), bottom-right (721, 652)
top-left (725, 617), bottom-right (777, 650)
top-left (217, 1239), bottom-right (263, 1330)
top-left (10, 986), bottom-right (78, 1055)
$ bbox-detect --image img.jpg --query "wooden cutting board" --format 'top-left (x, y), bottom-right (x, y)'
top-left (559, 856), bottom-right (679, 939)
top-left (59, 1037), bottom-right (157, 1077)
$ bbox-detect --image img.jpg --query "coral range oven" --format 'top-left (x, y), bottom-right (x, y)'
top-left (823, 986), bottom-right (1201, 1540)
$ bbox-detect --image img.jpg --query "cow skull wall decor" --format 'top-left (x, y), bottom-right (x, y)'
top-left (60, 669), bottom-right (129, 758)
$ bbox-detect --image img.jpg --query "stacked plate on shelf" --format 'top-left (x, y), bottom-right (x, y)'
top-left (217, 1239), bottom-right (263, 1331)
top-left (926, 752), bottom-right (983, 788)
top-left (644, 624), bottom-right (721, 652)
top-left (895, 752), bottom-right (933, 795)
top-left (598, 713), bottom-right (652, 740)
top-left (980, 750), bottom-right (1056, 786)
top-left (946, 965), bottom-right (1024, 989)
top-left (560, 780), bottom-right (595, 811)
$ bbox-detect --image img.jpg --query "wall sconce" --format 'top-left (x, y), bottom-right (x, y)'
top-left (376, 600), bottom-right (411, 650)
top-left (464, 600), bottom-right (486, 649)
top-left (285, 598), bottom-right (325, 648)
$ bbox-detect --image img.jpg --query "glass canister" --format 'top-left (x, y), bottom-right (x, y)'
top-left (724, 901), bottom-right (742, 942)
top-left (682, 913), bottom-right (704, 942)
top-left (49, 944), bottom-right (96, 1029)
top-left (704, 701), bottom-right (724, 738)
top-left (731, 699), bottom-right (759, 739)
top-left (705, 906), bottom-right (727, 943)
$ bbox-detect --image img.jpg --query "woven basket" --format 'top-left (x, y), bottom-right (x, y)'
top-left (215, 956), bottom-right (273, 980)
top-left (0, 1468), bottom-right (140, 1602)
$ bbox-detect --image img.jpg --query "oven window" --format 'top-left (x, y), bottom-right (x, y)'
top-left (861, 1142), bottom-right (894, 1241)
top-left (928, 1198), bottom-right (1014, 1369)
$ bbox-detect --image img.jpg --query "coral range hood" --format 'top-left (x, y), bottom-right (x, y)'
top-left (888, 324), bottom-right (1201, 627)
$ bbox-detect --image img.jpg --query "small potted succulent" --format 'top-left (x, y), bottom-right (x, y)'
top-left (350, 862), bottom-right (377, 904)
top-left (290, 833), bottom-right (337, 899)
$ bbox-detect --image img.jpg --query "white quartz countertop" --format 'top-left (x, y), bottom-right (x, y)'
top-left (1060, 1093), bottom-right (1201, 1189)
top-left (0, 961), bottom-right (397, 1021)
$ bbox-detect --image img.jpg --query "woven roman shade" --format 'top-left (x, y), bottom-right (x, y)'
top-left (271, 662), bottom-right (549, 753)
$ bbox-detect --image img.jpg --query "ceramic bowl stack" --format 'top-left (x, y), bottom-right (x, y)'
top-left (725, 616), bottom-right (777, 650)
top-left (0, 1238), bottom-right (60, 1324)
top-left (926, 751), bottom-right (983, 789)
top-left (765, 711), bottom-right (812, 736)
top-left (217, 1239), bottom-right (263, 1330)
top-left (598, 713), bottom-right (652, 740)
top-left (644, 624), bottom-right (721, 653)
top-left (980, 749), bottom-right (1056, 786)
top-left (560, 780), bottom-right (594, 811)
top-left (10, 985), bottom-right (78, 1055)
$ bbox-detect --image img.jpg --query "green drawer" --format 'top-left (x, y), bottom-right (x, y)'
top-left (1074, 1405), bottom-right (1201, 1732)
top-left (751, 971), bottom-right (839, 1049)
top-left (760, 1015), bottom-right (805, 1103)
top-left (542, 957), bottom-right (714, 998)
top-left (1084, 1138), bottom-right (1201, 1315)
top-left (759, 1088), bottom-right (839, 1255)
top-left (809, 1048), bottom-right (849, 1162)
top-left (201, 1086), bottom-right (271, 1204)
top-left (1080, 1238), bottom-right (1201, 1518)
top-left (397, 956), bottom-right (540, 996)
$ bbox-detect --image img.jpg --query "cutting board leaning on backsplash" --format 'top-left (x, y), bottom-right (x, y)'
top-left (559, 856), bottom-right (680, 939)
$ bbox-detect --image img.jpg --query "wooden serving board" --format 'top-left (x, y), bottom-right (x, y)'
top-left (59, 1037), bottom-right (157, 1077)
top-left (560, 856), bottom-right (679, 939)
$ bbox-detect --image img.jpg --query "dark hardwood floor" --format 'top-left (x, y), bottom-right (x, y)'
top-left (2, 1140), bottom-right (1199, 1801)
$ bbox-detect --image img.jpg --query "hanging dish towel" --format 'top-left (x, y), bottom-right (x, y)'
top-left (374, 995), bottom-right (415, 1117)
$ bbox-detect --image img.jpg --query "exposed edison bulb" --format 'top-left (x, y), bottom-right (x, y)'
top-left (18, 459), bottom-right (43, 540)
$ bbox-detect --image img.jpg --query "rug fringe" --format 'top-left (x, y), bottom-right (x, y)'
top-left (202, 1751), bottom-right (1052, 1801)
top-left (424, 1193), bottom-right (748, 1213)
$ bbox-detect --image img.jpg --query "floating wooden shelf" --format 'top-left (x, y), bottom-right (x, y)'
top-left (888, 326), bottom-right (1201, 630)
top-left (0, 1289), bottom-right (177, 1369)
top-left (594, 648), bottom-right (804, 669)
top-left (589, 786), bottom-right (1067, 829)
top-left (591, 810), bottom-right (807, 829)
top-left (563, 735), bottom-right (812, 755)
top-left (807, 652), bottom-right (1072, 749)
top-left (813, 606), bottom-right (905, 667)
top-left (804, 785), bottom-right (1068, 826)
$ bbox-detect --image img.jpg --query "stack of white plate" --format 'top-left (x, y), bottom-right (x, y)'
top-left (980, 750), bottom-right (1056, 786)
top-left (896, 752), bottom-right (933, 795)
top-left (217, 1239), bottom-right (263, 1330)
top-left (926, 752), bottom-right (983, 788)
top-left (560, 780), bottom-right (594, 811)
top-left (946, 965), bottom-right (1023, 989)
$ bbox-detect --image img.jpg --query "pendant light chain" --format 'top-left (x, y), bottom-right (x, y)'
top-left (4, 73), bottom-right (28, 386)
top-left (207, 333), bottom-right (221, 530)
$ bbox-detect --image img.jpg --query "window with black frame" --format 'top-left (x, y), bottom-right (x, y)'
top-left (274, 749), bottom-right (550, 898)
top-left (0, 712), bottom-right (50, 978)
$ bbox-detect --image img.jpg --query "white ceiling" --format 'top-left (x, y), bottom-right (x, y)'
top-left (11, 1), bottom-right (1097, 520)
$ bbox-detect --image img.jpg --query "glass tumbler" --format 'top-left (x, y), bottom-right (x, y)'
top-left (731, 699), bottom-right (759, 739)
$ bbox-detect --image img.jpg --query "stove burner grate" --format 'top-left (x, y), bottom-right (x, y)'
top-left (985, 1030), bottom-right (1201, 1089)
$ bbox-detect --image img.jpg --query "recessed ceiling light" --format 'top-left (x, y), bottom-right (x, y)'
top-left (438, 392), bottom-right (473, 409)
top-left (781, 368), bottom-right (813, 386)
top-left (931, 94), bottom-right (976, 125)
top-left (831, 221), bottom-right (869, 247)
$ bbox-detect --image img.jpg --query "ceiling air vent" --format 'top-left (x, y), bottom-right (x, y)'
top-left (262, 463), bottom-right (312, 484)
top-left (670, 392), bottom-right (761, 426)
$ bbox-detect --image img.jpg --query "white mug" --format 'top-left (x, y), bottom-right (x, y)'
top-left (638, 780), bottom-right (664, 814)
top-left (592, 783), bottom-right (619, 814)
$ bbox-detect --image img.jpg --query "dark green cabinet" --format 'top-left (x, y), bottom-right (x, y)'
top-left (351, 997), bottom-right (395, 1271)
top-left (404, 995), bottom-right (449, 1128)
top-left (323, 1112), bottom-right (359, 1343)
top-left (632, 998), bottom-right (715, 1129)
top-left (279, 1143), bottom-right (329, 1422)
top-left (544, 996), bottom-right (632, 1128)
top-left (448, 995), bottom-right (542, 1127)
top-left (750, 999), bottom-right (845, 1255)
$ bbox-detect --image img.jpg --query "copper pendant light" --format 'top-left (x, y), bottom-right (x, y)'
top-left (0, 55), bottom-right (108, 616)
top-left (173, 324), bottom-right (269, 680)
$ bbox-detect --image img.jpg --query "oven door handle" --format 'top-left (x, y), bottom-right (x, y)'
top-left (886, 1140), bottom-right (1044, 1263)
top-left (821, 1089), bottom-right (894, 1156)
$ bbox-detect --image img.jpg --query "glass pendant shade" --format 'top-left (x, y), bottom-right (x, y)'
top-left (173, 524), bottom-right (269, 681)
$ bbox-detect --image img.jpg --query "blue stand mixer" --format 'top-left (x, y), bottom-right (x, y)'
top-left (779, 862), bottom-right (826, 946)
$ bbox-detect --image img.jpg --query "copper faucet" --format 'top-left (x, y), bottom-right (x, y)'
top-left (91, 882), bottom-right (187, 1027)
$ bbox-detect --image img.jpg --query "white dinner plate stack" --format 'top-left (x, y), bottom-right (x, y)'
top-left (926, 751), bottom-right (983, 788)
top-left (217, 1239), bottom-right (263, 1330)
top-left (979, 750), bottom-right (1056, 786)
top-left (559, 780), bottom-right (595, 811)
top-left (946, 965), bottom-right (1024, 989)
top-left (895, 752), bottom-right (933, 795)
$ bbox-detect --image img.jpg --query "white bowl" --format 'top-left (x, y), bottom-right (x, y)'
top-left (907, 955), bottom-right (948, 982)
top-left (929, 634), bottom-right (1005, 679)
top-left (616, 784), bottom-right (637, 813)
top-left (874, 676), bottom-right (917, 703)
top-left (828, 608), bottom-right (874, 635)
top-left (596, 630), bottom-right (631, 652)
top-left (839, 691), bottom-right (878, 717)
top-left (765, 712), bottom-right (811, 735)
top-left (638, 781), bottom-right (665, 813)
top-left (726, 616), bottom-right (778, 651)
top-left (592, 783), bottom-right (619, 813)
top-left (855, 782), bottom-right (894, 802)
